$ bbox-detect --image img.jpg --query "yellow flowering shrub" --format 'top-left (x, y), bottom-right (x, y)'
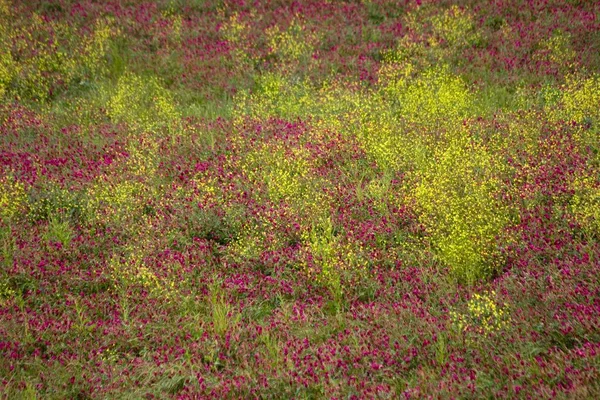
top-left (451, 291), bottom-right (510, 337)
top-left (413, 129), bottom-right (511, 284)
top-left (125, 134), bottom-right (160, 179)
top-left (545, 74), bottom-right (600, 165)
top-left (355, 96), bottom-right (403, 172)
top-left (0, 5), bottom-right (115, 102)
top-left (243, 143), bottom-right (313, 204)
top-left (170, 14), bottom-right (183, 43)
top-left (310, 79), bottom-right (363, 134)
top-left (535, 30), bottom-right (576, 69)
top-left (227, 225), bottom-right (264, 263)
top-left (0, 225), bottom-right (15, 267)
top-left (227, 218), bottom-right (279, 265)
top-left (265, 153), bottom-right (311, 204)
top-left (8, 14), bottom-right (77, 102)
top-left (430, 6), bottom-right (478, 48)
top-left (0, 276), bottom-right (14, 303)
top-left (27, 185), bottom-right (84, 223)
top-left (380, 34), bottom-right (437, 77)
top-left (0, 25), bottom-right (17, 99)
top-left (378, 59), bottom-right (415, 102)
top-left (571, 174), bottom-right (600, 237)
top-left (0, 175), bottom-right (27, 222)
top-left (81, 18), bottom-right (118, 78)
top-left (365, 174), bottom-right (393, 213)
top-left (266, 17), bottom-right (315, 62)
top-left (399, 66), bottom-right (473, 129)
top-left (0, 276), bottom-right (15, 306)
top-left (227, 209), bottom-right (289, 264)
top-left (552, 74), bottom-right (600, 126)
top-left (219, 11), bottom-right (255, 76)
top-left (301, 217), bottom-right (343, 301)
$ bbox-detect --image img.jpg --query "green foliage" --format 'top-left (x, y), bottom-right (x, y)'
top-left (28, 185), bottom-right (85, 223)
top-left (106, 72), bottom-right (180, 134)
top-left (209, 279), bottom-right (240, 337)
top-left (302, 217), bottom-right (344, 307)
top-left (43, 215), bottom-right (73, 247)
top-left (234, 72), bottom-right (314, 121)
top-left (259, 331), bottom-right (282, 368)
top-left (86, 179), bottom-right (152, 226)
top-left (14, 381), bottom-right (39, 400)
top-left (0, 225), bottom-right (15, 268)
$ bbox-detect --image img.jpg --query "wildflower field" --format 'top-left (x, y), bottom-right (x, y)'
top-left (1, 0), bottom-right (600, 398)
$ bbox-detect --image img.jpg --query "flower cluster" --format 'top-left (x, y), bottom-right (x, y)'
top-left (0, 174), bottom-right (27, 222)
top-left (451, 291), bottom-right (510, 337)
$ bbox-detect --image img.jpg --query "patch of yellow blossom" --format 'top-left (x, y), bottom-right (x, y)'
top-left (125, 133), bottom-right (160, 179)
top-left (0, 10), bottom-right (17, 99)
top-left (81, 17), bottom-right (119, 77)
top-left (451, 291), bottom-right (510, 337)
top-left (535, 30), bottom-right (577, 71)
top-left (0, 278), bottom-right (15, 306)
top-left (300, 217), bottom-right (368, 301)
top-left (242, 142), bottom-right (313, 205)
top-left (86, 178), bottom-right (150, 226)
top-left (571, 173), bottom-right (600, 237)
top-left (561, 74), bottom-right (600, 126)
top-left (0, 174), bottom-right (27, 222)
top-left (234, 72), bottom-right (315, 122)
top-left (221, 12), bottom-right (249, 45)
top-left (109, 250), bottom-right (175, 301)
top-left (266, 17), bottom-right (315, 62)
top-left (399, 65), bottom-right (473, 129)
top-left (413, 128), bottom-right (512, 284)
top-left (430, 6), bottom-right (478, 48)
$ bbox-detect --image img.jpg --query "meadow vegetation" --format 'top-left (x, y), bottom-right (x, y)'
top-left (1, 0), bottom-right (600, 398)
